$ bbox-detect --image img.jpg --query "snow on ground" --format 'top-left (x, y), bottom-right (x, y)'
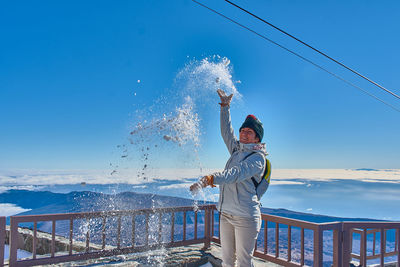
top-left (4, 245), bottom-right (32, 260)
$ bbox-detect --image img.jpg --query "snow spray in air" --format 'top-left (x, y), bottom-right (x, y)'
top-left (112, 56), bottom-right (242, 183)
top-left (86, 56), bottom-right (242, 264)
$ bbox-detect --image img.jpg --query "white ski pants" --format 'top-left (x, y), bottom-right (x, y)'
top-left (220, 212), bottom-right (261, 267)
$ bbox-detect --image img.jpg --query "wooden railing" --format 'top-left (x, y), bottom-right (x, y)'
top-left (345, 222), bottom-right (400, 266)
top-left (210, 208), bottom-right (342, 266)
top-left (6, 205), bottom-right (213, 266)
top-left (3, 205), bottom-right (400, 267)
top-left (210, 207), bottom-right (400, 267)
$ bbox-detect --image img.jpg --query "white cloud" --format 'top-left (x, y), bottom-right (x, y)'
top-left (0, 203), bottom-right (31, 217)
top-left (0, 168), bottom-right (399, 187)
top-left (158, 183), bottom-right (192, 190)
top-left (131, 185), bottom-right (148, 189)
top-left (271, 180), bottom-right (305, 185)
top-left (361, 179), bottom-right (399, 184)
top-left (0, 168), bottom-right (220, 186)
top-left (0, 185), bottom-right (41, 194)
top-left (272, 169), bottom-right (400, 183)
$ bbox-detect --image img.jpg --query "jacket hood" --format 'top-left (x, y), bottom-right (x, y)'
top-left (239, 142), bottom-right (268, 156)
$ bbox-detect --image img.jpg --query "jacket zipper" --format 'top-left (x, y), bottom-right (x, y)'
top-left (219, 151), bottom-right (237, 212)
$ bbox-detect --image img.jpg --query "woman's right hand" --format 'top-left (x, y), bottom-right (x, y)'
top-left (189, 175), bottom-right (215, 194)
top-left (189, 182), bottom-right (202, 193)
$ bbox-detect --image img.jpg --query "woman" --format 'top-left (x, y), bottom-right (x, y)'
top-left (190, 89), bottom-right (267, 267)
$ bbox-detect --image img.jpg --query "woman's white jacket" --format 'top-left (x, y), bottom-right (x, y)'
top-left (212, 106), bottom-right (267, 218)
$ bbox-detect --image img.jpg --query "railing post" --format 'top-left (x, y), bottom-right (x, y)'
top-left (70, 219), bottom-right (74, 255)
top-left (333, 223), bottom-right (343, 267)
top-left (275, 222), bottom-right (279, 258)
top-left (171, 212), bottom-right (175, 243)
top-left (158, 212), bottom-right (162, 243)
top-left (0, 216), bottom-right (5, 267)
top-left (360, 229), bottom-right (367, 267)
top-left (52, 220), bottom-right (56, 257)
top-left (203, 208), bottom-right (211, 249)
top-left (313, 225), bottom-right (323, 267)
top-left (117, 215), bottom-right (122, 249)
top-left (287, 225), bottom-right (291, 262)
top-left (342, 224), bottom-right (352, 267)
top-left (145, 213), bottom-right (149, 246)
top-left (264, 220), bottom-right (268, 254)
top-left (300, 227), bottom-right (305, 266)
top-left (183, 211), bottom-right (187, 241)
top-left (380, 228), bottom-right (385, 266)
top-left (211, 209), bottom-right (214, 238)
top-left (9, 216), bottom-right (19, 266)
top-left (194, 211), bottom-right (198, 240)
top-left (397, 228), bottom-right (400, 266)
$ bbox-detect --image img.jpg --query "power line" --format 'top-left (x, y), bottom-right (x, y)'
top-left (191, 0), bottom-right (400, 113)
top-left (224, 0), bottom-right (400, 101)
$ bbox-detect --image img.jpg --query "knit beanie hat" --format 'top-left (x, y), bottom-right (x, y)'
top-left (239, 114), bottom-right (264, 142)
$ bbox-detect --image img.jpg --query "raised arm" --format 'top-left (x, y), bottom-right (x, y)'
top-left (213, 152), bottom-right (265, 184)
top-left (218, 89), bottom-right (238, 155)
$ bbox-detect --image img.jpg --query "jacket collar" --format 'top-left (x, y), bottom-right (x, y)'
top-left (239, 142), bottom-right (268, 155)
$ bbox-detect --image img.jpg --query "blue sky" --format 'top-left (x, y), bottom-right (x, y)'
top-left (1, 0), bottom-right (400, 170)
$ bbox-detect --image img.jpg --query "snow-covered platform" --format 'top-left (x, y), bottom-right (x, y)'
top-left (29, 243), bottom-right (281, 267)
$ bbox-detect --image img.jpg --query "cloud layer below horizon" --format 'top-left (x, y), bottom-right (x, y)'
top-left (1, 168), bottom-right (399, 187)
top-left (1, 168), bottom-right (400, 220)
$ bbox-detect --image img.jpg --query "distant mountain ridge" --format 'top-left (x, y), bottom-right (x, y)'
top-left (0, 189), bottom-right (380, 223)
top-left (0, 189), bottom-right (197, 216)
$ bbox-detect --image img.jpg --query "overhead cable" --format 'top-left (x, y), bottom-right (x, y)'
top-left (191, 0), bottom-right (400, 113)
top-left (224, 0), bottom-right (400, 101)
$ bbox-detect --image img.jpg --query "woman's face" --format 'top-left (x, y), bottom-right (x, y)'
top-left (239, 127), bottom-right (259, 144)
